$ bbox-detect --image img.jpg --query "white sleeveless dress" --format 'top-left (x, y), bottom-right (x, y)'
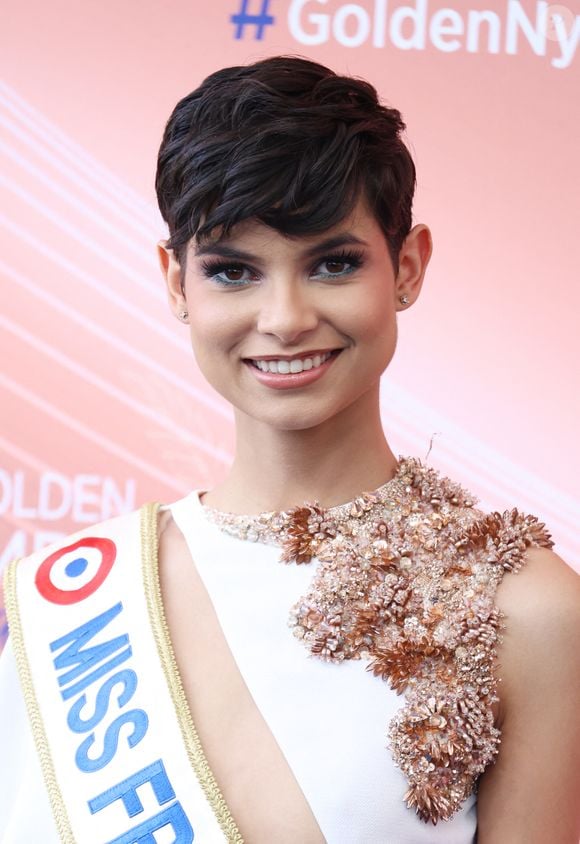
top-left (167, 489), bottom-right (479, 843)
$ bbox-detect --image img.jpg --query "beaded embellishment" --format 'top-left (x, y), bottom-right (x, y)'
top-left (203, 456), bottom-right (554, 824)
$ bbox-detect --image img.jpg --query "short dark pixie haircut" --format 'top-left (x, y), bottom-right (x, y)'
top-left (156, 56), bottom-right (416, 275)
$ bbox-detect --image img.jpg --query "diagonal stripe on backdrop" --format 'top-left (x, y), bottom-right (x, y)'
top-left (0, 81), bottom-right (154, 224)
top-left (0, 260), bottom-right (232, 422)
top-left (0, 314), bottom-right (232, 465)
top-left (0, 138), bottom-right (158, 269)
top-left (0, 213), bottom-right (187, 350)
top-left (0, 172), bottom-right (163, 298)
top-left (0, 372), bottom-right (188, 492)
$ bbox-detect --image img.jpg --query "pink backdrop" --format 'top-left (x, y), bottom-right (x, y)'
top-left (1, 0), bottom-right (579, 641)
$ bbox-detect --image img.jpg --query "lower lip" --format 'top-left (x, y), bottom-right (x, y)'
top-left (244, 351), bottom-right (341, 390)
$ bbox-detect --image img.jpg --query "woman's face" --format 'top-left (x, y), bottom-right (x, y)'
top-left (161, 197), bottom-right (431, 432)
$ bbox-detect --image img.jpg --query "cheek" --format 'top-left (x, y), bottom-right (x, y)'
top-left (345, 286), bottom-right (396, 340)
top-left (186, 300), bottom-right (255, 398)
top-left (347, 288), bottom-right (398, 374)
top-left (188, 296), bottom-right (247, 354)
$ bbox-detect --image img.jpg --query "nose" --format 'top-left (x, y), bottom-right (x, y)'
top-left (256, 281), bottom-right (319, 344)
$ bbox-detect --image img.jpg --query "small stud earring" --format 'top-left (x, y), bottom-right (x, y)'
top-left (178, 309), bottom-right (189, 322)
top-left (399, 295), bottom-right (410, 305)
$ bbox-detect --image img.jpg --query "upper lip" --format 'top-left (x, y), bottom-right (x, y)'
top-left (245, 349), bottom-right (341, 362)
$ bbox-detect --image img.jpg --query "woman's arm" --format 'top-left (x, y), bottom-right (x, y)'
top-left (476, 546), bottom-right (580, 843)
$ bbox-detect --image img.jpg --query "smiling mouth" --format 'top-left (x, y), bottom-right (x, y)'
top-left (246, 349), bottom-right (341, 374)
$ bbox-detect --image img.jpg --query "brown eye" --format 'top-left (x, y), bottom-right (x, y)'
top-left (223, 267), bottom-right (245, 281)
top-left (311, 254), bottom-right (361, 279)
top-left (202, 259), bottom-right (258, 286)
top-left (324, 260), bottom-right (347, 274)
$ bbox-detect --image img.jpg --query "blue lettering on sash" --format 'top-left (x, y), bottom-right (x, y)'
top-left (107, 803), bottom-right (193, 843)
top-left (89, 760), bottom-right (193, 843)
top-left (60, 646), bottom-right (133, 701)
top-left (49, 600), bottom-right (194, 837)
top-left (89, 759), bottom-right (175, 816)
top-left (68, 669), bottom-right (138, 733)
top-left (76, 708), bottom-right (149, 773)
top-left (50, 602), bottom-right (131, 700)
top-left (49, 604), bottom-right (148, 773)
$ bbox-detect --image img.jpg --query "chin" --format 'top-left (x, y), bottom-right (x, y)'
top-left (222, 370), bottom-right (382, 431)
top-left (245, 410), bottom-right (331, 432)
top-left (271, 415), bottom-right (334, 432)
top-left (238, 395), bottom-right (362, 433)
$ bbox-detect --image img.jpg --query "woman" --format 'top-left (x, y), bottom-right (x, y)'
top-left (1, 56), bottom-right (579, 843)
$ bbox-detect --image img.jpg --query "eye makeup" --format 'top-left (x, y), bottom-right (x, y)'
top-left (199, 248), bottom-right (366, 287)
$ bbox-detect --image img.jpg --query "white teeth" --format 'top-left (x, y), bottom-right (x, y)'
top-left (252, 351), bottom-right (334, 374)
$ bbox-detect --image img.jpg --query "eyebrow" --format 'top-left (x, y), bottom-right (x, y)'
top-left (194, 243), bottom-right (256, 261)
top-left (193, 233), bottom-right (370, 261)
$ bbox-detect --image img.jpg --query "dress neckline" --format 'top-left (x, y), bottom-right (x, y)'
top-left (197, 455), bottom-right (414, 545)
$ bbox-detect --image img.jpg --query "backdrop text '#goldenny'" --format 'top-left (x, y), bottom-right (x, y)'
top-left (288, 0), bottom-right (579, 68)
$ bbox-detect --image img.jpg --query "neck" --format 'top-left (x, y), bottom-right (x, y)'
top-left (203, 386), bottom-right (399, 514)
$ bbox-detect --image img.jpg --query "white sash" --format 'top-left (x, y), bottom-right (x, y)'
top-left (3, 503), bottom-right (243, 844)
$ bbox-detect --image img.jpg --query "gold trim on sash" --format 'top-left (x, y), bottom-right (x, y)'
top-left (141, 502), bottom-right (244, 844)
top-left (3, 558), bottom-right (76, 844)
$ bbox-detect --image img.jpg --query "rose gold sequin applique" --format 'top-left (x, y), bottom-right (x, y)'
top-left (203, 456), bottom-right (554, 824)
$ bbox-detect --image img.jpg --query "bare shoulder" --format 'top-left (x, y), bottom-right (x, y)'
top-left (476, 546), bottom-right (580, 842)
top-left (496, 544), bottom-right (580, 613)
top-left (494, 546), bottom-right (580, 697)
top-left (157, 507), bottom-right (189, 553)
top-left (493, 545), bottom-right (580, 725)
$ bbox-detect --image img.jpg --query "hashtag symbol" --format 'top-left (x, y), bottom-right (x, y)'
top-left (231, 0), bottom-right (275, 39)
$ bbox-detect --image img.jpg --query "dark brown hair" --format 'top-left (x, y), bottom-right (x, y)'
top-left (155, 56), bottom-right (416, 274)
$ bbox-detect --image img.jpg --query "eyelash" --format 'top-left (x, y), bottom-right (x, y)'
top-left (200, 249), bottom-right (365, 287)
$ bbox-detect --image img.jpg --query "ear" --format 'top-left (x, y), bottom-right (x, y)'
top-left (395, 224), bottom-right (433, 309)
top-left (157, 240), bottom-right (187, 319)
